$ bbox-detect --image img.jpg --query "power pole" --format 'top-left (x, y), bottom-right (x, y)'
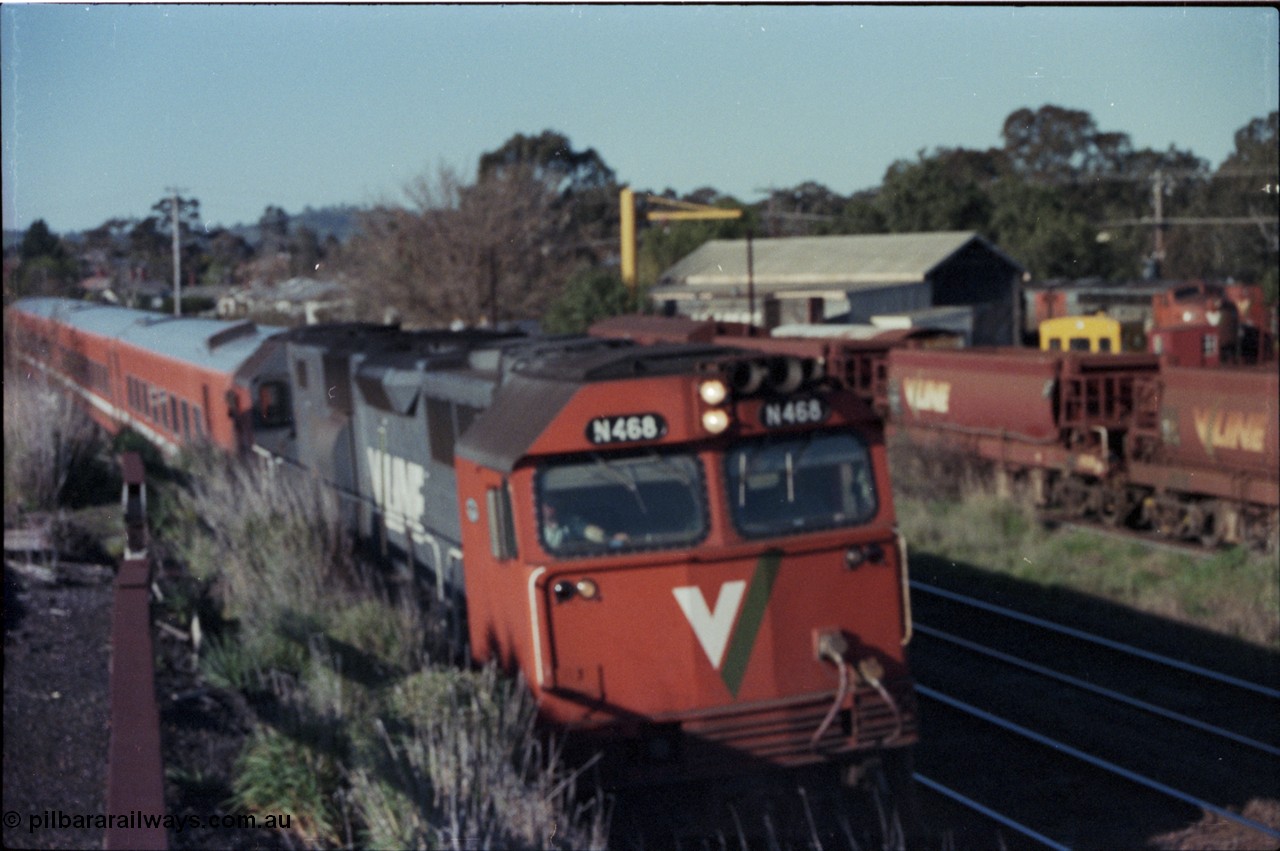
top-left (166, 186), bottom-right (186, 316)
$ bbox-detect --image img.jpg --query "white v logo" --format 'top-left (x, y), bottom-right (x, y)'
top-left (673, 580), bottom-right (747, 670)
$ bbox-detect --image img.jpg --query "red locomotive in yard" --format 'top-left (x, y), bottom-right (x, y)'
top-left (594, 315), bottom-right (1279, 551)
top-left (9, 297), bottom-right (918, 782)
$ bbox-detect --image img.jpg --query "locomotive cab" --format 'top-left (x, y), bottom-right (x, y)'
top-left (455, 345), bottom-right (918, 781)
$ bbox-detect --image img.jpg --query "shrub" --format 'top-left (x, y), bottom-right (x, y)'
top-left (3, 366), bottom-right (103, 523)
top-left (166, 453), bottom-right (610, 846)
top-left (233, 729), bottom-right (342, 845)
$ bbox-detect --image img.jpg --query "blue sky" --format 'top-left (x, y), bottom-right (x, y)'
top-left (3, 4), bottom-right (1277, 234)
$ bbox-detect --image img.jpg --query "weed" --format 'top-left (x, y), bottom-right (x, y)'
top-left (233, 728), bottom-right (342, 845)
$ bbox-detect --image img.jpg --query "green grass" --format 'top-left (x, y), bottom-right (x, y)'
top-left (895, 490), bottom-right (1280, 648)
top-left (233, 729), bottom-right (342, 845)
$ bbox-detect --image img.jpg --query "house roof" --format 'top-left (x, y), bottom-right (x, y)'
top-left (653, 231), bottom-right (1023, 296)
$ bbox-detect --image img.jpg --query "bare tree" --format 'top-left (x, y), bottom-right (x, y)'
top-left (342, 164), bottom-right (577, 327)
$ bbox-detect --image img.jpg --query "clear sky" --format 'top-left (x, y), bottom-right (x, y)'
top-left (3, 4), bottom-right (1277, 235)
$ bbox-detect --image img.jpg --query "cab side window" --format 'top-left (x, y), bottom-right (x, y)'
top-left (254, 380), bottom-right (292, 428)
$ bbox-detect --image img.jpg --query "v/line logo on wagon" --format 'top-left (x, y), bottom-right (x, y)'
top-left (672, 551), bottom-right (782, 698)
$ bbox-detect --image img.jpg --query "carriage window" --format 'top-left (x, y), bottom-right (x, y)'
top-left (725, 431), bottom-right (877, 539)
top-left (254, 380), bottom-right (292, 428)
top-left (1098, 338), bottom-right (1112, 352)
top-left (536, 452), bottom-right (707, 557)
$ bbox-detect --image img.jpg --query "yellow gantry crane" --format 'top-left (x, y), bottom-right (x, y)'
top-left (620, 187), bottom-right (742, 290)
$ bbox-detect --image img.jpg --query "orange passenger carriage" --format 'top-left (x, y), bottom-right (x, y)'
top-left (9, 297), bottom-right (284, 455)
top-left (454, 342), bottom-right (918, 779)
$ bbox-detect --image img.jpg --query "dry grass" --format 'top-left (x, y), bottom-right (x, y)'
top-left (3, 358), bottom-right (103, 526)
top-left (164, 452), bottom-right (609, 848)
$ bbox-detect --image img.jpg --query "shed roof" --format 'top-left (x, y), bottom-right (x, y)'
top-left (654, 231), bottom-right (1023, 295)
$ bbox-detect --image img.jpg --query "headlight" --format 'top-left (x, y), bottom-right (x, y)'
top-left (699, 378), bottom-right (728, 406)
top-left (702, 409), bottom-right (730, 434)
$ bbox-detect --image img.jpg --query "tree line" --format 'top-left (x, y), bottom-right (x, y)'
top-left (6, 105), bottom-right (1276, 331)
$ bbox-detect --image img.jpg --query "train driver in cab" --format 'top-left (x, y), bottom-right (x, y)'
top-left (541, 499), bottom-right (627, 551)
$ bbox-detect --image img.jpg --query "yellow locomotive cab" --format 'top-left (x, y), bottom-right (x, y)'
top-left (1039, 315), bottom-right (1122, 353)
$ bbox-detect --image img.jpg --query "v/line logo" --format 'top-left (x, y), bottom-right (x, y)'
top-left (672, 551), bottom-right (782, 698)
top-left (366, 447), bottom-right (427, 535)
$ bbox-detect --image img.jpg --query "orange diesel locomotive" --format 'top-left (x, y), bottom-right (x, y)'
top-left (9, 298), bottom-right (917, 781)
top-left (453, 341), bottom-right (916, 777)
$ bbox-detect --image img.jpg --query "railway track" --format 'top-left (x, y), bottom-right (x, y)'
top-left (907, 578), bottom-right (1280, 848)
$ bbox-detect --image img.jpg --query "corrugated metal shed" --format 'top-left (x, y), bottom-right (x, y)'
top-left (655, 231), bottom-right (1018, 292)
top-left (650, 231), bottom-right (1025, 345)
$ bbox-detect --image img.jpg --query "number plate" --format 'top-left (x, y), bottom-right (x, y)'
top-left (586, 413), bottom-right (668, 445)
top-left (760, 397), bottom-right (829, 429)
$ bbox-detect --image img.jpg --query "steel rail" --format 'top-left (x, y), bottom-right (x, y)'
top-left (911, 581), bottom-right (1280, 700)
top-left (917, 684), bottom-right (1280, 842)
top-left (914, 623), bottom-right (1280, 758)
top-left (911, 772), bottom-right (1071, 851)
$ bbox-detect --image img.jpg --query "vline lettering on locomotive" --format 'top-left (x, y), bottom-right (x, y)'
top-left (586, 413), bottom-right (667, 445)
top-left (366, 447), bottom-right (427, 536)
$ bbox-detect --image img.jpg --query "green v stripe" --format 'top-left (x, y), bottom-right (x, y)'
top-left (720, 550), bottom-right (782, 697)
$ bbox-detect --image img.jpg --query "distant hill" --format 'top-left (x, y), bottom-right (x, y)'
top-left (225, 204), bottom-right (365, 245)
top-left (5, 204), bottom-right (367, 248)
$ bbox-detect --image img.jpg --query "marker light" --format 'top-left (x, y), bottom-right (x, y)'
top-left (575, 579), bottom-right (600, 600)
top-left (699, 378), bottom-right (728, 406)
top-left (702, 409), bottom-right (730, 434)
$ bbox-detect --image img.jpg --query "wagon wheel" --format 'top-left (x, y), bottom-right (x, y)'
top-left (1240, 510), bottom-right (1279, 552)
top-left (1098, 484), bottom-right (1132, 527)
top-left (1152, 500), bottom-right (1181, 539)
top-left (1197, 503), bottom-right (1225, 548)
top-left (1057, 477), bottom-right (1091, 518)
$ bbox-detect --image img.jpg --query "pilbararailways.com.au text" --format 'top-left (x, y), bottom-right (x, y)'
top-left (10, 809), bottom-right (293, 833)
